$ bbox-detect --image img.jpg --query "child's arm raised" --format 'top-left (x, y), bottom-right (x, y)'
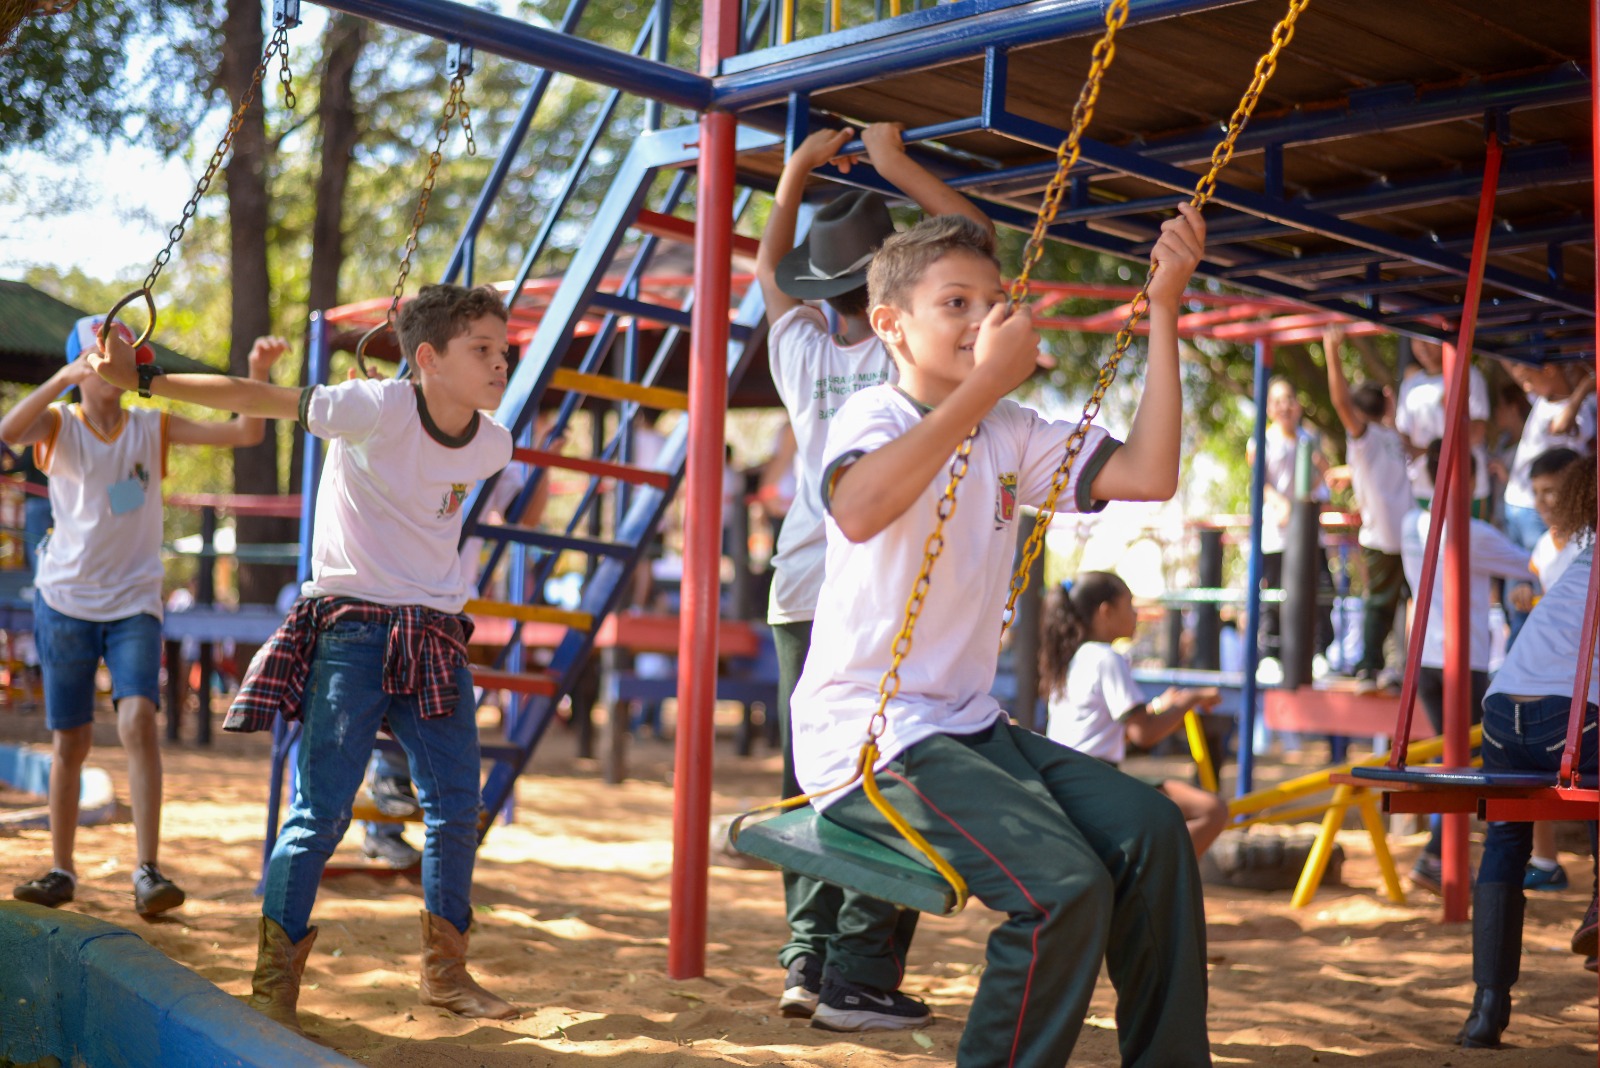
top-left (755, 127), bottom-right (856, 324)
top-left (861, 123), bottom-right (995, 237)
top-left (1320, 324), bottom-right (1368, 439)
top-left (168, 336), bottom-right (290, 447)
top-left (92, 330), bottom-right (303, 422)
top-left (828, 304), bottom-right (1039, 543)
top-left (0, 359), bottom-right (98, 446)
top-left (1089, 203), bottom-right (1206, 503)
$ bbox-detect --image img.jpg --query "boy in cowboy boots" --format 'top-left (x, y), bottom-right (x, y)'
top-left (92, 285), bottom-right (518, 1035)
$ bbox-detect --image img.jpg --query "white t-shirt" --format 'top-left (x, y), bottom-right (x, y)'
top-left (1261, 425), bottom-right (1328, 554)
top-left (765, 306), bottom-right (894, 624)
top-left (1045, 641), bottom-right (1146, 763)
top-left (1395, 368), bottom-right (1490, 501)
top-left (1399, 507), bottom-right (1532, 671)
top-left (1503, 394), bottom-right (1596, 510)
top-left (1531, 530), bottom-right (1581, 594)
top-left (791, 386), bottom-right (1119, 809)
top-left (1345, 423), bottom-right (1411, 554)
top-left (458, 469), bottom-right (527, 591)
top-left (1490, 548), bottom-right (1599, 706)
top-left (300, 379), bottom-right (513, 614)
top-left (34, 404), bottom-right (169, 621)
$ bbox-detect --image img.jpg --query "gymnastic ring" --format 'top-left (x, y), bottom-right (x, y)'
top-left (100, 288), bottom-right (157, 351)
top-left (354, 320), bottom-right (389, 381)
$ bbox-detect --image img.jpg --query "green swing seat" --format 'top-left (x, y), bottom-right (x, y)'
top-left (730, 807), bottom-right (960, 915)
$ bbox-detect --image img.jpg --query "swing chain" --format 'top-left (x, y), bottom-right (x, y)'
top-left (1006, 0), bottom-right (1129, 310)
top-left (142, 21), bottom-right (295, 299)
top-left (999, 0), bottom-right (1314, 639)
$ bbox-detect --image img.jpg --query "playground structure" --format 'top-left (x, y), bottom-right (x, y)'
top-left (210, 0), bottom-right (1600, 971)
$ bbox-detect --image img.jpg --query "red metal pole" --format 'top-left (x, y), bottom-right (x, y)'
top-left (667, 0), bottom-right (740, 981)
top-left (1439, 132), bottom-right (1502, 923)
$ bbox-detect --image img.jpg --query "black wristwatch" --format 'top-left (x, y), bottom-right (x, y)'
top-left (137, 363), bottom-right (166, 399)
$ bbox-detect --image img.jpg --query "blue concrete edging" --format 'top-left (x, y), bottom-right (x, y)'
top-left (0, 743), bottom-right (118, 831)
top-left (0, 903), bottom-right (358, 1068)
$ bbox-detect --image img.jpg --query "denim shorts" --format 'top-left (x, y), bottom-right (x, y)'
top-left (33, 592), bottom-right (162, 730)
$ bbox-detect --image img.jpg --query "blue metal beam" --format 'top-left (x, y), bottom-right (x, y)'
top-left (1214, 217), bottom-right (1594, 279)
top-left (711, 0), bottom-right (1253, 110)
top-left (313, 0), bottom-right (709, 110)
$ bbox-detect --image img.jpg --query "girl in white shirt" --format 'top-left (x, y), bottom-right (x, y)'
top-left (1040, 572), bottom-right (1227, 856)
top-left (1458, 454), bottom-right (1598, 1050)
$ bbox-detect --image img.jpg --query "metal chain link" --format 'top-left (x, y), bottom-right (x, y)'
top-left (997, 0), bottom-right (1313, 642)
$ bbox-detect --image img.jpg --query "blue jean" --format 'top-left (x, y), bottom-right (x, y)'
top-left (262, 619), bottom-right (482, 942)
top-left (33, 592), bottom-right (161, 729)
top-left (1500, 504), bottom-right (1547, 648)
top-left (1477, 693), bottom-right (1599, 887)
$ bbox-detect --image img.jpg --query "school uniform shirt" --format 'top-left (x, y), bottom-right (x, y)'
top-left (1503, 393), bottom-right (1597, 511)
top-left (766, 306), bottom-right (895, 625)
top-left (1395, 368), bottom-right (1490, 501)
top-left (1489, 548), bottom-right (1599, 707)
top-left (1260, 425), bottom-right (1328, 554)
top-left (299, 378), bottom-right (513, 614)
top-left (1045, 641), bottom-right (1145, 763)
top-left (1530, 529), bottom-right (1581, 594)
top-left (33, 404), bottom-right (169, 621)
top-left (1399, 507), bottom-right (1532, 672)
top-left (791, 385), bottom-right (1120, 809)
top-left (1344, 423), bottom-right (1411, 554)
top-left (458, 468), bottom-right (526, 583)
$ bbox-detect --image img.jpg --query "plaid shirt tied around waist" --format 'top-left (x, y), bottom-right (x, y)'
top-left (223, 597), bottom-right (475, 733)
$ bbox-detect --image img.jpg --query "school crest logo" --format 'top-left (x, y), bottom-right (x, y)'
top-left (133, 463), bottom-right (149, 490)
top-left (995, 472), bottom-right (1017, 527)
top-left (437, 482), bottom-right (470, 519)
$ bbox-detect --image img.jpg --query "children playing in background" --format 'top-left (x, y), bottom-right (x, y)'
top-left (1457, 453), bottom-right (1598, 1049)
top-left (754, 120), bottom-right (995, 1031)
top-left (1399, 441), bottom-right (1533, 893)
top-left (3, 320), bottom-right (284, 917)
top-left (1321, 324), bottom-right (1412, 692)
top-left (1040, 572), bottom-right (1227, 856)
top-left (791, 205), bottom-right (1211, 1065)
top-left (90, 284), bottom-right (518, 1034)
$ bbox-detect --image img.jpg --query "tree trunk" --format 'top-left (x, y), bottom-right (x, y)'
top-left (223, 0), bottom-right (290, 606)
top-left (291, 13), bottom-right (367, 496)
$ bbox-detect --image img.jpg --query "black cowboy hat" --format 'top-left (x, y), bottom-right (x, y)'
top-left (774, 189), bottom-right (897, 301)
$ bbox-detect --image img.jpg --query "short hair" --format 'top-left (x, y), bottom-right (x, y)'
top-left (827, 284), bottom-right (870, 320)
top-left (1530, 446), bottom-right (1581, 481)
top-left (1351, 383), bottom-right (1387, 421)
top-left (397, 284), bottom-right (508, 362)
top-left (1424, 438), bottom-right (1477, 485)
top-left (867, 215), bottom-right (999, 312)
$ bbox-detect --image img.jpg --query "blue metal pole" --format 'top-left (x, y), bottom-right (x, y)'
top-left (297, 313), bottom-right (330, 585)
top-left (315, 0), bottom-right (709, 110)
top-left (1236, 338), bottom-right (1272, 799)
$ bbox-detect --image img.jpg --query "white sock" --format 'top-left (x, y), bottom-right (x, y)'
top-left (49, 868), bottom-right (76, 888)
top-left (1530, 856), bottom-right (1560, 872)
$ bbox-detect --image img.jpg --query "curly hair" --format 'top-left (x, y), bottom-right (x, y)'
top-left (396, 283), bottom-right (508, 363)
top-left (1547, 453), bottom-right (1597, 546)
top-left (1039, 571), bottom-right (1132, 699)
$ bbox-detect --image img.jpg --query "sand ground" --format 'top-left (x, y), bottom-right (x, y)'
top-left (2, 705), bottom-right (1597, 1066)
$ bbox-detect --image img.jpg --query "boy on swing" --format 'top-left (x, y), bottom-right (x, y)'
top-left (790, 205), bottom-right (1211, 1066)
top-left (91, 284), bottom-right (518, 1035)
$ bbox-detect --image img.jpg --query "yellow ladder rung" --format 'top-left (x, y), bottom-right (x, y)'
top-left (549, 368), bottom-right (689, 411)
top-left (464, 599), bottom-right (592, 630)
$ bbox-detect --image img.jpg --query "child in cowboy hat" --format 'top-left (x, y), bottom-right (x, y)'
top-left (755, 120), bottom-right (993, 1032)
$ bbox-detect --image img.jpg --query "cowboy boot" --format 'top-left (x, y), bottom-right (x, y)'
top-left (418, 910), bottom-right (519, 1019)
top-left (1457, 883), bottom-right (1524, 1048)
top-left (242, 916), bottom-right (318, 1037)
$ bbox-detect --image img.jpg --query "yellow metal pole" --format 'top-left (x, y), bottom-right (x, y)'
top-left (1290, 784), bottom-right (1354, 909)
top-left (1358, 790), bottom-right (1407, 904)
top-left (1184, 710), bottom-right (1219, 794)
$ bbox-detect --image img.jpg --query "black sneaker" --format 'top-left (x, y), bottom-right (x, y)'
top-left (1572, 892), bottom-right (1598, 957)
top-left (13, 869), bottom-right (75, 907)
top-left (369, 772), bottom-right (422, 818)
top-left (132, 863), bottom-right (185, 917)
top-left (363, 828), bottom-right (422, 869)
top-left (810, 973), bottom-right (931, 1033)
top-left (778, 954), bottom-right (822, 1018)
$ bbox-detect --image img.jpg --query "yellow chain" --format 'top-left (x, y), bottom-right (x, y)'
top-left (357, 71), bottom-right (478, 377)
top-left (98, 22), bottom-right (294, 349)
top-left (998, 0), bottom-right (1313, 641)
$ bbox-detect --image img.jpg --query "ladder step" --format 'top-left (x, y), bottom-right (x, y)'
top-left (471, 665), bottom-right (559, 695)
top-left (465, 598), bottom-right (592, 630)
top-left (512, 446), bottom-right (672, 490)
top-left (549, 367), bottom-right (688, 411)
top-left (633, 208), bottom-right (762, 259)
top-left (469, 523), bottom-right (633, 559)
